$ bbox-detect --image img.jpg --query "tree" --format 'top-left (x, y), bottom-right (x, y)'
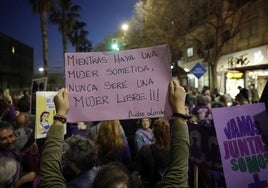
top-left (29, 0), bottom-right (55, 77)
top-left (187, 0), bottom-right (257, 88)
top-left (49, 0), bottom-right (81, 57)
top-left (94, 34), bottom-right (117, 52)
top-left (123, 1), bottom-right (146, 50)
top-left (68, 21), bottom-right (92, 52)
top-left (127, 0), bottom-right (193, 68)
top-left (130, 0), bottom-right (257, 88)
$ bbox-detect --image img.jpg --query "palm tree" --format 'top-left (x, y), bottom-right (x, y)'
top-left (29, 0), bottom-right (55, 77)
top-left (68, 21), bottom-right (92, 52)
top-left (49, 0), bottom-right (81, 57)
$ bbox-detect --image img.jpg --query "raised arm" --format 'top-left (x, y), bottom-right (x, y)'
top-left (156, 80), bottom-right (190, 188)
top-left (40, 88), bottom-right (69, 188)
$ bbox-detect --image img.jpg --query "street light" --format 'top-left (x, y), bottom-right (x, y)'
top-left (121, 24), bottom-right (129, 31)
top-left (39, 67), bottom-right (44, 73)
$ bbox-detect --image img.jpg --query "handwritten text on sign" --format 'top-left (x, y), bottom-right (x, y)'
top-left (65, 45), bottom-right (172, 122)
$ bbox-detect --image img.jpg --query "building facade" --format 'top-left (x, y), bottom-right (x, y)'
top-left (180, 0), bottom-right (268, 98)
top-left (0, 32), bottom-right (34, 92)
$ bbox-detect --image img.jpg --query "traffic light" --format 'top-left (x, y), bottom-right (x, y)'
top-left (111, 38), bottom-right (119, 51)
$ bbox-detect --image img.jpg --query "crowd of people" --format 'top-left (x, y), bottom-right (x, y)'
top-left (0, 79), bottom-right (267, 188)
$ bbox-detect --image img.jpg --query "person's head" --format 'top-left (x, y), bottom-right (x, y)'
top-left (204, 95), bottom-right (211, 105)
top-left (0, 157), bottom-right (19, 188)
top-left (152, 118), bottom-right (170, 147)
top-left (239, 98), bottom-right (249, 105)
top-left (23, 90), bottom-right (29, 96)
top-left (195, 95), bottom-right (206, 106)
top-left (40, 111), bottom-right (49, 122)
top-left (192, 88), bottom-right (198, 95)
top-left (93, 161), bottom-right (143, 188)
top-left (0, 121), bottom-right (15, 151)
top-left (211, 101), bottom-right (225, 108)
top-left (96, 120), bottom-right (125, 163)
top-left (203, 89), bottom-right (210, 96)
top-left (63, 135), bottom-right (98, 175)
top-left (235, 93), bottom-right (248, 105)
top-left (213, 88), bottom-right (219, 94)
top-left (137, 118), bottom-right (151, 129)
top-left (219, 95), bottom-right (227, 106)
top-left (16, 96), bottom-right (30, 113)
top-left (97, 120), bottom-right (122, 140)
top-left (238, 86), bottom-right (242, 90)
top-left (14, 112), bottom-right (31, 129)
top-left (201, 86), bottom-right (209, 94)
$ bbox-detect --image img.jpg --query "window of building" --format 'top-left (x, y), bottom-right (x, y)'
top-left (240, 17), bottom-right (258, 39)
top-left (187, 47), bottom-right (193, 57)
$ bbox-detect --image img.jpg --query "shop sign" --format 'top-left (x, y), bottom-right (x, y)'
top-left (227, 54), bottom-right (249, 68)
top-left (226, 72), bottom-right (243, 79)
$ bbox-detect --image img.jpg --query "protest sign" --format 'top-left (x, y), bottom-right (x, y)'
top-left (211, 103), bottom-right (268, 188)
top-left (35, 91), bottom-right (66, 139)
top-left (65, 44), bottom-right (172, 122)
top-left (188, 121), bottom-right (222, 170)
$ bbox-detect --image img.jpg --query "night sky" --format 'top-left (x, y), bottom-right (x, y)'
top-left (0, 0), bottom-right (137, 72)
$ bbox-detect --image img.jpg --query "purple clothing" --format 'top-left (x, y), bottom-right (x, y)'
top-left (67, 167), bottom-right (100, 188)
top-left (65, 123), bottom-right (87, 138)
top-left (0, 147), bottom-right (40, 188)
top-left (8, 104), bottom-right (17, 120)
top-left (0, 148), bottom-right (23, 185)
top-left (116, 142), bottom-right (132, 162)
top-left (135, 128), bottom-right (154, 151)
top-left (192, 105), bottom-right (211, 119)
top-left (0, 147), bottom-right (23, 161)
top-left (135, 144), bottom-right (170, 187)
top-left (99, 141), bottom-right (132, 169)
top-left (2, 104), bottom-right (17, 122)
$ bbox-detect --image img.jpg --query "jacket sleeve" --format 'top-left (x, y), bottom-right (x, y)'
top-left (156, 121), bottom-right (190, 188)
top-left (40, 124), bottom-right (66, 188)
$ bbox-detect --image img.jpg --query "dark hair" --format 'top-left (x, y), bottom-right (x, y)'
top-left (211, 101), bottom-right (225, 108)
top-left (93, 162), bottom-right (143, 188)
top-left (16, 96), bottom-right (30, 113)
top-left (219, 95), bottom-right (227, 106)
top-left (0, 121), bottom-right (14, 131)
top-left (201, 86), bottom-right (210, 94)
top-left (40, 111), bottom-right (49, 122)
top-left (63, 135), bottom-right (98, 172)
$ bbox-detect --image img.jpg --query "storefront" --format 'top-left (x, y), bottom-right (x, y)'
top-left (217, 45), bottom-right (268, 99)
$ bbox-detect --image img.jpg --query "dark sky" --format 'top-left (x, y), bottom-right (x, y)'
top-left (0, 0), bottom-right (137, 73)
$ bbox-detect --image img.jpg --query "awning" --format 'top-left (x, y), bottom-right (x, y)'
top-left (228, 64), bottom-right (268, 72)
